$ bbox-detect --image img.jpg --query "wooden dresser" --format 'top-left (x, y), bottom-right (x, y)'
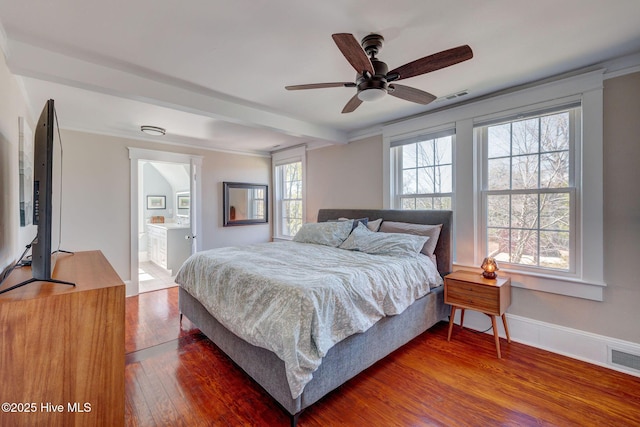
top-left (0, 250), bottom-right (125, 427)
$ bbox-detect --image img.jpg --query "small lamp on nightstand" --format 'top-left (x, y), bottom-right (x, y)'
top-left (481, 257), bottom-right (499, 279)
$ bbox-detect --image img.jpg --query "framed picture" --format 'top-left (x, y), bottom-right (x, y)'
top-left (147, 195), bottom-right (166, 210)
top-left (177, 194), bottom-right (190, 209)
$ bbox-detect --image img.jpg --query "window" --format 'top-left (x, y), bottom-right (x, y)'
top-left (248, 188), bottom-right (266, 220)
top-left (273, 147), bottom-right (305, 239)
top-left (479, 106), bottom-right (579, 273)
top-left (391, 130), bottom-right (454, 210)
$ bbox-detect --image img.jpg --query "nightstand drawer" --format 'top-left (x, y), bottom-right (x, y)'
top-left (445, 279), bottom-right (500, 314)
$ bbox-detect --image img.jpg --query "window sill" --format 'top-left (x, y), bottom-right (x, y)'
top-left (452, 263), bottom-right (606, 301)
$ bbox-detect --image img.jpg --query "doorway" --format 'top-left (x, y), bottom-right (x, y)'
top-left (138, 160), bottom-right (190, 293)
top-left (128, 148), bottom-right (203, 296)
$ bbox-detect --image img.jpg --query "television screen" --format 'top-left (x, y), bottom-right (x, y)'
top-left (31, 99), bottom-right (56, 280)
top-left (0, 99), bottom-right (73, 295)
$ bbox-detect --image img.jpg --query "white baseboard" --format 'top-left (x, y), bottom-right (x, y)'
top-left (451, 310), bottom-right (640, 378)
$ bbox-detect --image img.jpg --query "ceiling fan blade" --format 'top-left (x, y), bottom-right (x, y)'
top-left (388, 84), bottom-right (437, 105)
top-left (332, 33), bottom-right (374, 75)
top-left (341, 94), bottom-right (363, 114)
top-left (388, 45), bottom-right (473, 81)
top-left (285, 82), bottom-right (356, 90)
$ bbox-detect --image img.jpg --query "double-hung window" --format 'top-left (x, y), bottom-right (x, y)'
top-left (272, 146), bottom-right (305, 239)
top-left (478, 105), bottom-right (580, 273)
top-left (390, 129), bottom-right (454, 210)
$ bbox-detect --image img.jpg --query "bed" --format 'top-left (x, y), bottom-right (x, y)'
top-left (177, 209), bottom-right (452, 426)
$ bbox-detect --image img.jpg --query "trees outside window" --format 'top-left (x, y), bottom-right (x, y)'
top-left (481, 108), bottom-right (577, 271)
top-left (392, 133), bottom-right (453, 210)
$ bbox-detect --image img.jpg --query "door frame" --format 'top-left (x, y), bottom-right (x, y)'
top-left (128, 147), bottom-right (203, 296)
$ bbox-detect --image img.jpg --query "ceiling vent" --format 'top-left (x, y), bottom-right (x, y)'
top-left (436, 90), bottom-right (469, 102)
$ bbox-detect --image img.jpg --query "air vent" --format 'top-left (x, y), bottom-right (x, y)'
top-left (437, 90), bottom-right (470, 102)
top-left (610, 347), bottom-right (640, 373)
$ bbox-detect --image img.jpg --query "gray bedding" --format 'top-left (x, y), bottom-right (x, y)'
top-left (175, 240), bottom-right (443, 398)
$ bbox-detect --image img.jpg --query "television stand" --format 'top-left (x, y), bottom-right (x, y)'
top-left (0, 249), bottom-right (76, 295)
top-left (0, 276), bottom-right (75, 295)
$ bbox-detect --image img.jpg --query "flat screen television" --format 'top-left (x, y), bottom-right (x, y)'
top-left (0, 99), bottom-right (74, 294)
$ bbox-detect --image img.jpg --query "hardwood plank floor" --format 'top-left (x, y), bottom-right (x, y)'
top-left (125, 287), bottom-right (640, 426)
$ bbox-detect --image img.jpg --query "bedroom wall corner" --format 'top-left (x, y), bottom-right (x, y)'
top-left (306, 135), bottom-right (383, 222)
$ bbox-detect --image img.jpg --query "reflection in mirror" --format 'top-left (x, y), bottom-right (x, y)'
top-left (223, 182), bottom-right (268, 226)
top-left (176, 191), bottom-right (190, 218)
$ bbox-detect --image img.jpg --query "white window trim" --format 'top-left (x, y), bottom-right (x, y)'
top-left (389, 126), bottom-right (455, 210)
top-left (477, 105), bottom-right (580, 277)
top-left (272, 145), bottom-right (306, 241)
top-left (383, 69), bottom-right (605, 300)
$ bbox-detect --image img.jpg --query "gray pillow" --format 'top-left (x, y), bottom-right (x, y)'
top-left (378, 221), bottom-right (442, 257)
top-left (293, 220), bottom-right (354, 247)
top-left (339, 222), bottom-right (428, 257)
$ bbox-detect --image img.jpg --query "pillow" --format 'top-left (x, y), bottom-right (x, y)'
top-left (339, 222), bottom-right (428, 257)
top-left (366, 218), bottom-right (383, 232)
top-left (339, 217), bottom-right (381, 232)
top-left (337, 217), bottom-right (368, 231)
top-left (378, 221), bottom-right (442, 257)
top-left (293, 220), bottom-right (354, 247)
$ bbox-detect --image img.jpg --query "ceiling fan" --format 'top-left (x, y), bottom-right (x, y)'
top-left (285, 33), bottom-right (473, 113)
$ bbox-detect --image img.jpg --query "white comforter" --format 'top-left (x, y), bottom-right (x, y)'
top-left (175, 241), bottom-right (443, 398)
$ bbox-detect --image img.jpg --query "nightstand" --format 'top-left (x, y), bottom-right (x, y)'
top-left (444, 270), bottom-right (512, 358)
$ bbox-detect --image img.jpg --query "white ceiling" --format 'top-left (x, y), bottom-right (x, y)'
top-left (1, 0), bottom-right (640, 155)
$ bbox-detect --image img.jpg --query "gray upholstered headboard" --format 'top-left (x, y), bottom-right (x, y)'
top-left (317, 209), bottom-right (453, 276)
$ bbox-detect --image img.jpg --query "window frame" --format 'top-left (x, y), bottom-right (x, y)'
top-left (389, 127), bottom-right (455, 211)
top-left (477, 106), bottom-right (581, 277)
top-left (272, 146), bottom-right (306, 240)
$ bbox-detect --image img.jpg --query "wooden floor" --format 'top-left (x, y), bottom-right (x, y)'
top-left (125, 287), bottom-right (640, 426)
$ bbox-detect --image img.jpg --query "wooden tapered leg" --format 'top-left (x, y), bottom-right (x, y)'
top-left (447, 306), bottom-right (457, 341)
top-left (491, 316), bottom-right (501, 358)
top-left (502, 313), bottom-right (511, 343)
top-left (460, 309), bottom-right (466, 329)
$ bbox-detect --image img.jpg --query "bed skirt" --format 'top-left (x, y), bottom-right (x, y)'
top-left (179, 285), bottom-right (449, 417)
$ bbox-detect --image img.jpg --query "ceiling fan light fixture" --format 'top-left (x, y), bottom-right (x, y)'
top-left (141, 125), bottom-right (166, 136)
top-left (357, 88), bottom-right (386, 102)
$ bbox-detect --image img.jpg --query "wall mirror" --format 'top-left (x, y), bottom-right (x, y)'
top-left (223, 182), bottom-right (268, 226)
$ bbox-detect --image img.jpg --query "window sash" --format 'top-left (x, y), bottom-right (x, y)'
top-left (478, 106), bottom-right (579, 274)
top-left (391, 129), bottom-right (454, 209)
top-left (274, 160), bottom-right (303, 238)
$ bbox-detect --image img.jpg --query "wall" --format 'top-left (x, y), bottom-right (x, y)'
top-left (56, 130), bottom-right (271, 282)
top-left (306, 135), bottom-right (383, 222)
top-left (305, 72), bottom-right (640, 345)
top-left (0, 51), bottom-right (35, 272)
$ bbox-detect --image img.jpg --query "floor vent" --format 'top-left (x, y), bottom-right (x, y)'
top-left (610, 348), bottom-right (640, 373)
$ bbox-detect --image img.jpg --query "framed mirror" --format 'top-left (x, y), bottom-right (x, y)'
top-left (223, 182), bottom-right (268, 226)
